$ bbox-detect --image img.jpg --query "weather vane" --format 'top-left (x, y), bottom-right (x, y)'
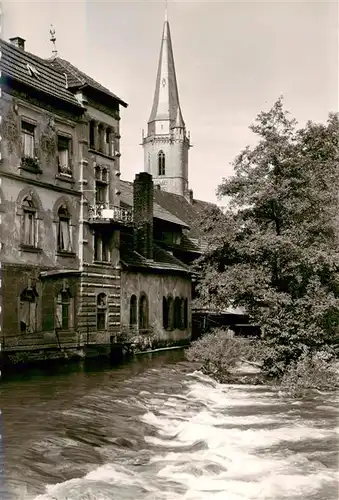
top-left (49, 24), bottom-right (58, 57)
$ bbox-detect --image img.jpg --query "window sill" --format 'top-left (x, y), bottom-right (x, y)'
top-left (55, 173), bottom-right (75, 184)
top-left (20, 244), bottom-right (42, 253)
top-left (56, 251), bottom-right (76, 258)
top-left (20, 164), bottom-right (43, 175)
top-left (89, 148), bottom-right (116, 161)
top-left (93, 260), bottom-right (111, 265)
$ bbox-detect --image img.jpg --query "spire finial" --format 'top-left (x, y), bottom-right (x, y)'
top-left (49, 24), bottom-right (58, 57)
top-left (165, 0), bottom-right (168, 22)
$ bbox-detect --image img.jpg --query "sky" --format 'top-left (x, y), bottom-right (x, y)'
top-left (2, 0), bottom-right (338, 203)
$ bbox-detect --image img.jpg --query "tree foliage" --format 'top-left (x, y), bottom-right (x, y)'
top-left (196, 98), bottom-right (339, 375)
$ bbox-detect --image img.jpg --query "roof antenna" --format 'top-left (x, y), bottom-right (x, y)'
top-left (49, 25), bottom-right (58, 57)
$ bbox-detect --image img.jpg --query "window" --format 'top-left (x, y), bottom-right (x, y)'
top-left (26, 63), bottom-right (40, 79)
top-left (96, 182), bottom-right (107, 204)
top-left (94, 231), bottom-right (110, 262)
top-left (21, 121), bottom-right (35, 158)
top-left (95, 167), bottom-right (108, 205)
top-left (22, 197), bottom-right (37, 247)
top-left (19, 287), bottom-right (38, 333)
top-left (97, 293), bottom-right (107, 330)
top-left (180, 298), bottom-right (185, 330)
top-left (184, 299), bottom-right (188, 329)
top-left (57, 135), bottom-right (72, 176)
top-left (163, 297), bottom-right (168, 330)
top-left (56, 289), bottom-right (73, 330)
top-left (139, 294), bottom-right (149, 331)
top-left (158, 150), bottom-right (165, 176)
top-left (174, 297), bottom-right (182, 329)
top-left (89, 120), bottom-right (95, 149)
top-left (130, 295), bottom-right (137, 327)
top-left (98, 124), bottom-right (104, 152)
top-left (167, 296), bottom-right (174, 331)
top-left (57, 205), bottom-right (72, 252)
top-left (105, 128), bottom-right (112, 156)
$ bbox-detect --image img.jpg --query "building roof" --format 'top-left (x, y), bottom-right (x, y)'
top-left (153, 187), bottom-right (217, 240)
top-left (148, 20), bottom-right (185, 129)
top-left (120, 232), bottom-right (190, 274)
top-left (119, 180), bottom-right (189, 229)
top-left (120, 179), bottom-right (217, 254)
top-left (0, 38), bottom-right (82, 108)
top-left (46, 57), bottom-right (128, 108)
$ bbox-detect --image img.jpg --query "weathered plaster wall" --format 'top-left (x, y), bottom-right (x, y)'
top-left (120, 270), bottom-right (192, 343)
top-left (1, 263), bottom-right (79, 339)
top-left (0, 176), bottom-right (80, 267)
top-left (0, 91), bottom-right (83, 185)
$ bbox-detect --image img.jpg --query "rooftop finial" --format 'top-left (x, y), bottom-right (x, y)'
top-left (49, 24), bottom-right (57, 57)
top-left (165, 0), bottom-right (168, 22)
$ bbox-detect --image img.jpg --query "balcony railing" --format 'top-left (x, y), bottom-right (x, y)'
top-left (88, 203), bottom-right (133, 225)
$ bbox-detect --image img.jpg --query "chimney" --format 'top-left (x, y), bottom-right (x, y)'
top-left (133, 172), bottom-right (154, 260)
top-left (189, 189), bottom-right (194, 204)
top-left (9, 37), bottom-right (26, 50)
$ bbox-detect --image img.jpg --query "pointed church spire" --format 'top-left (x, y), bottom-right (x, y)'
top-left (147, 10), bottom-right (185, 133)
top-left (174, 106), bottom-right (185, 129)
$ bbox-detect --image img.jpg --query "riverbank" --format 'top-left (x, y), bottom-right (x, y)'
top-left (0, 336), bottom-right (191, 377)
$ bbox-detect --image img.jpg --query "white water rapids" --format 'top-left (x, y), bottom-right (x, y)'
top-left (1, 353), bottom-right (338, 500)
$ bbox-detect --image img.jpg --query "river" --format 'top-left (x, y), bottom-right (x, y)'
top-left (0, 349), bottom-right (338, 500)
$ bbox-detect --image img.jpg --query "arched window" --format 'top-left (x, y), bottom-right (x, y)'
top-left (19, 286), bottom-right (38, 333)
top-left (57, 205), bottom-right (72, 252)
top-left (167, 296), bottom-right (174, 331)
top-left (130, 295), bottom-right (137, 327)
top-left (55, 288), bottom-right (74, 330)
top-left (22, 196), bottom-right (37, 247)
top-left (163, 297), bottom-right (168, 330)
top-left (184, 298), bottom-right (188, 329)
top-left (97, 293), bottom-right (107, 330)
top-left (158, 150), bottom-right (165, 176)
top-left (174, 297), bottom-right (181, 329)
top-left (139, 294), bottom-right (149, 331)
top-left (180, 298), bottom-right (185, 330)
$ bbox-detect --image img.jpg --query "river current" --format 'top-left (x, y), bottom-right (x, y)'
top-left (0, 349), bottom-right (338, 500)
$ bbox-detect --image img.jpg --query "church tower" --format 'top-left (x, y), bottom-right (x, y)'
top-left (142, 10), bottom-right (191, 197)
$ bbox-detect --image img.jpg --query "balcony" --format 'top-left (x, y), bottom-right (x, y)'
top-left (88, 203), bottom-right (133, 225)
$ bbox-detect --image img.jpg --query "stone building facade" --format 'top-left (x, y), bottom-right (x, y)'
top-left (0, 32), bottom-right (196, 356)
top-left (0, 36), bottom-right (131, 352)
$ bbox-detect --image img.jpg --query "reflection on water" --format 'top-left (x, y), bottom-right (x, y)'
top-left (0, 350), bottom-right (338, 500)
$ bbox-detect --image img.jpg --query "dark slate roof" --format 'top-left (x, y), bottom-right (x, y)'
top-left (120, 179), bottom-right (216, 253)
top-left (46, 57), bottom-right (128, 108)
top-left (0, 39), bottom-right (82, 108)
top-left (120, 180), bottom-right (189, 229)
top-left (153, 188), bottom-right (216, 239)
top-left (120, 232), bottom-right (190, 274)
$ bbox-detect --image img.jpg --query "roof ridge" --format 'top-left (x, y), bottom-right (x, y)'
top-left (0, 38), bottom-right (71, 79)
top-left (52, 57), bottom-right (86, 86)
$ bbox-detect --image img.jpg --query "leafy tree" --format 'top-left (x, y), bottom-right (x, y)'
top-left (196, 98), bottom-right (339, 376)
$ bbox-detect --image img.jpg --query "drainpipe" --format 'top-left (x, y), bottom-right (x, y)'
top-left (79, 159), bottom-right (87, 273)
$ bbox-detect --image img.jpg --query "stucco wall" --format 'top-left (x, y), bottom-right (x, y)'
top-left (120, 270), bottom-right (192, 343)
